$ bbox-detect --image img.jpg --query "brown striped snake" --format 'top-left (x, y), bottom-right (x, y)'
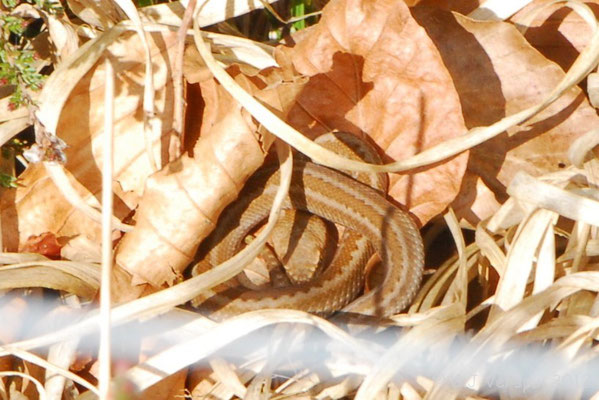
top-left (192, 133), bottom-right (424, 320)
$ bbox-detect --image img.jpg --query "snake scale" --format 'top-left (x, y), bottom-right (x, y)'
top-left (192, 132), bottom-right (425, 320)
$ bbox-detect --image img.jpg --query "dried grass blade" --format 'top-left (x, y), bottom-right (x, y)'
top-left (0, 371), bottom-right (47, 400)
top-left (441, 208), bottom-right (468, 310)
top-left (569, 127), bottom-right (599, 168)
top-left (507, 171), bottom-right (599, 227)
top-left (355, 303), bottom-right (465, 400)
top-left (488, 209), bottom-right (557, 323)
top-left (97, 57), bottom-right (115, 400)
top-left (7, 348), bottom-right (97, 395)
top-left (209, 358), bottom-right (246, 398)
top-left (123, 309), bottom-right (366, 392)
top-left (480, 272), bottom-right (599, 343)
top-left (410, 243), bottom-right (479, 312)
top-left (0, 266), bottom-right (97, 299)
top-left (522, 220), bottom-right (556, 330)
top-left (427, 273), bottom-right (599, 399)
top-left (475, 224), bottom-right (506, 277)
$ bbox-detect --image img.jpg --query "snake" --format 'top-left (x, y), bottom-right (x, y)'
top-left (192, 132), bottom-right (425, 320)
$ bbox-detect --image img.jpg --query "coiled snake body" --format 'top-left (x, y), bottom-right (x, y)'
top-left (193, 133), bottom-right (424, 320)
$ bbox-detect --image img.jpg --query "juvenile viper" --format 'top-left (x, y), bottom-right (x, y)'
top-left (192, 133), bottom-right (424, 319)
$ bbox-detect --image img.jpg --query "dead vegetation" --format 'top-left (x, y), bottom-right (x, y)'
top-left (2, 0), bottom-right (599, 398)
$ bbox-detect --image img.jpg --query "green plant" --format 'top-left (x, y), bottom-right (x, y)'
top-left (0, 0), bottom-right (61, 187)
top-left (0, 0), bottom-right (61, 109)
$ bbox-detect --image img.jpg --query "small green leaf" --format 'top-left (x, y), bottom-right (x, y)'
top-left (0, 173), bottom-right (18, 188)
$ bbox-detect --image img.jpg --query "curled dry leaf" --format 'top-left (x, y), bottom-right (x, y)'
top-left (279, 0), bottom-right (468, 225)
top-left (45, 14), bottom-right (80, 62)
top-left (114, 66), bottom-right (295, 287)
top-left (409, 6), bottom-right (599, 225)
top-left (1, 30), bottom-right (178, 252)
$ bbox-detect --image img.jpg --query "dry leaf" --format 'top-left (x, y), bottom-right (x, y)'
top-left (511, 0), bottom-right (599, 72)
top-left (278, 0), bottom-right (468, 225)
top-left (60, 235), bottom-right (102, 263)
top-left (19, 232), bottom-right (62, 258)
top-left (114, 67), bottom-right (292, 287)
top-left (137, 369), bottom-right (187, 400)
top-left (408, 0), bottom-right (483, 13)
top-left (1, 30), bottom-right (179, 252)
top-left (45, 14), bottom-right (80, 62)
top-left (3, 2), bottom-right (599, 398)
top-left (409, 6), bottom-right (599, 225)
top-left (66, 0), bottom-right (125, 28)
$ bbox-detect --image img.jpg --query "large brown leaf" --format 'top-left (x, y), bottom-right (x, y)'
top-left (511, 1), bottom-right (599, 73)
top-left (278, 0), bottom-right (468, 225)
top-left (410, 6), bottom-right (599, 225)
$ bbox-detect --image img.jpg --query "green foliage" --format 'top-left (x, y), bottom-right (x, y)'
top-left (0, 14), bottom-right (26, 35)
top-left (1, 0), bottom-right (18, 8)
top-left (0, 172), bottom-right (18, 188)
top-left (0, 0), bottom-right (60, 109)
top-left (291, 0), bottom-right (307, 31)
top-left (290, 0), bottom-right (318, 33)
top-left (252, 0), bottom-right (320, 42)
top-left (0, 0), bottom-right (49, 183)
top-left (135, 0), bottom-right (155, 7)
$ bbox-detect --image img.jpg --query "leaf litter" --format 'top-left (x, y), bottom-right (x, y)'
top-left (1, 0), bottom-right (599, 398)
